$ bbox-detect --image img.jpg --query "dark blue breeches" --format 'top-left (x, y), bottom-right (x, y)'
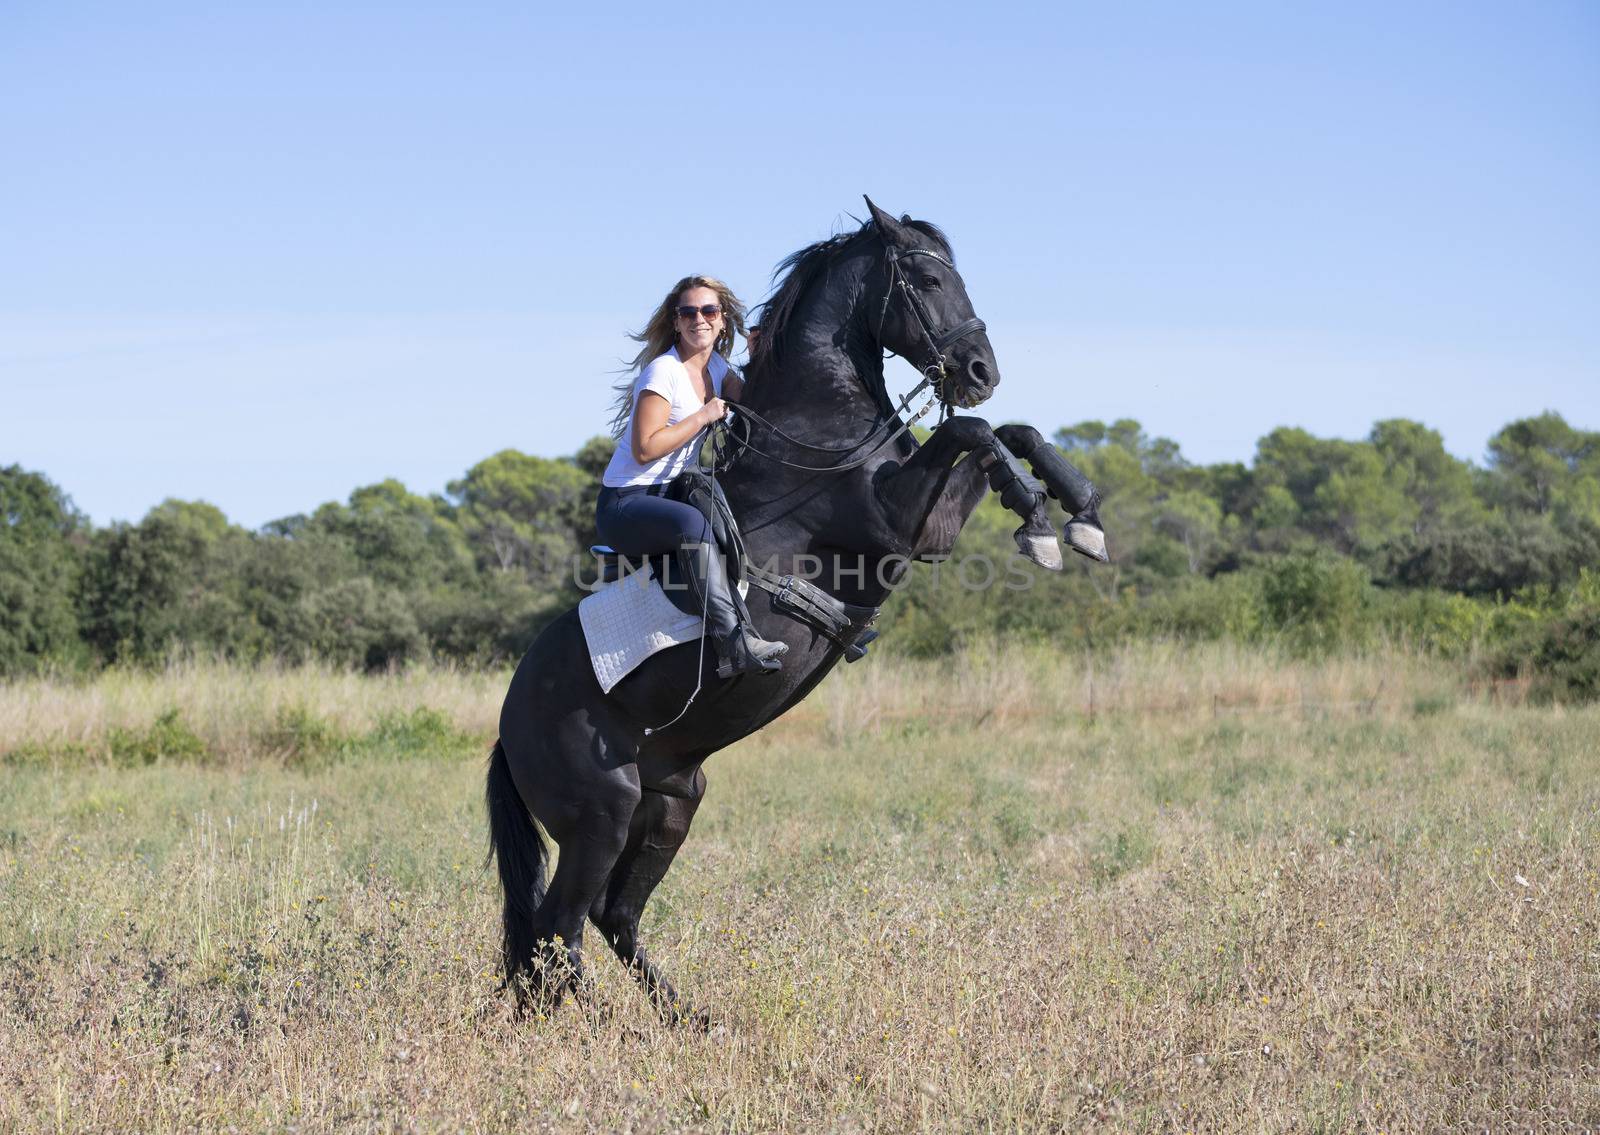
top-left (595, 485), bottom-right (711, 556)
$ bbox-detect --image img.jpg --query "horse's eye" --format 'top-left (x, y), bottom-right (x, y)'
top-left (920, 275), bottom-right (941, 289)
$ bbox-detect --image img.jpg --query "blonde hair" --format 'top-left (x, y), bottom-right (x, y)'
top-left (608, 275), bottom-right (747, 439)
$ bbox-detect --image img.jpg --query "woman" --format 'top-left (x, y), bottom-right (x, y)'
top-left (597, 275), bottom-right (788, 679)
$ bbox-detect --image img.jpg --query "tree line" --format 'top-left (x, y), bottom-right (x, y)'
top-left (3, 413), bottom-right (1596, 694)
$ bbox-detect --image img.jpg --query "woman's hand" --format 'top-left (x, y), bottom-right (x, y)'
top-left (698, 397), bottom-right (729, 427)
top-left (632, 392), bottom-right (730, 464)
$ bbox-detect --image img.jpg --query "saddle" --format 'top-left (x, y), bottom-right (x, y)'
top-left (590, 469), bottom-right (880, 662)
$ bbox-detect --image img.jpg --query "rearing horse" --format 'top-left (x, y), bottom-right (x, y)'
top-left (487, 199), bottom-right (1103, 1020)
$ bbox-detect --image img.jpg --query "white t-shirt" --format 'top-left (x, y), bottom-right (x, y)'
top-left (602, 347), bottom-right (730, 488)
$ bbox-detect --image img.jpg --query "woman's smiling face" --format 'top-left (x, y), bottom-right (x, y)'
top-left (674, 285), bottom-right (723, 354)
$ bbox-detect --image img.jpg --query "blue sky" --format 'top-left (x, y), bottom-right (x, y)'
top-left (3, 0), bottom-right (1596, 528)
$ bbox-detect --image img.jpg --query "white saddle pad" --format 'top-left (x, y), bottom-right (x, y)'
top-left (579, 573), bottom-right (704, 694)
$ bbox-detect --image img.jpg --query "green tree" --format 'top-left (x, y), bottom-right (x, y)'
top-left (1485, 412), bottom-right (1600, 522)
top-left (1250, 427), bottom-right (1413, 557)
top-left (1055, 419), bottom-right (1206, 594)
top-left (447, 450), bottom-right (591, 585)
top-left (292, 577), bottom-right (425, 671)
top-left (79, 499), bottom-right (254, 663)
top-left (1153, 489), bottom-right (1223, 574)
top-left (573, 435), bottom-right (618, 480)
top-left (305, 478), bottom-right (472, 592)
top-left (0, 466), bottom-right (86, 674)
top-left (1369, 419), bottom-right (1482, 535)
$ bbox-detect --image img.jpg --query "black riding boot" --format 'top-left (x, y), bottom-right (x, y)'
top-left (675, 540), bottom-right (787, 679)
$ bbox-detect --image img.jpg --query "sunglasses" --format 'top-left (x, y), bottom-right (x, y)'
top-left (676, 304), bottom-right (722, 321)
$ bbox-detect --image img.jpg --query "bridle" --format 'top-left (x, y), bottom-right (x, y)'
top-left (876, 246), bottom-right (987, 409)
top-left (716, 239), bottom-right (988, 475)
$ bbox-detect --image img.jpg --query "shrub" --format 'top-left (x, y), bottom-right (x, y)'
top-left (261, 704), bottom-right (344, 765)
top-left (1377, 590), bottom-right (1492, 657)
top-left (363, 706), bottom-right (468, 760)
top-left (1487, 606), bottom-right (1600, 703)
top-left (1253, 553), bottom-right (1375, 651)
top-left (107, 708), bottom-right (209, 766)
top-left (1136, 573), bottom-right (1263, 641)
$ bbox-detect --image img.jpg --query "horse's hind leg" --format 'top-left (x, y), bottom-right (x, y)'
top-left (589, 768), bottom-right (707, 1024)
top-left (511, 738), bottom-right (641, 1006)
top-left (499, 661), bottom-right (643, 1007)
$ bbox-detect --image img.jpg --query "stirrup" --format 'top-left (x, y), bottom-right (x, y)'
top-left (714, 628), bottom-right (787, 680)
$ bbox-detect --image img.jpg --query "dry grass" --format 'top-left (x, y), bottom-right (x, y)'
top-left (0, 641), bottom-right (1463, 762)
top-left (0, 659), bottom-right (506, 762)
top-left (1, 645), bottom-right (1596, 1131)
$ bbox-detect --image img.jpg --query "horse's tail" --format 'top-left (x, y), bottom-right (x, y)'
top-left (484, 738), bottom-right (548, 987)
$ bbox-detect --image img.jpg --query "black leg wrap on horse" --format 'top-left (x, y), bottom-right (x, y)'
top-left (979, 445), bottom-right (1047, 516)
top-left (1000, 431), bottom-right (1098, 517)
top-left (992, 430), bottom-right (1108, 562)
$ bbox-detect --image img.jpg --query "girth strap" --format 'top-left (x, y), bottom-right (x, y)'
top-left (745, 565), bottom-right (881, 663)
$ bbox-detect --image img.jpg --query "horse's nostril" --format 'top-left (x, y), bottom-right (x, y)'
top-left (968, 358), bottom-right (992, 386)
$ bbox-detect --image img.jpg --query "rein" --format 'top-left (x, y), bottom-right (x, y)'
top-left (716, 240), bottom-right (986, 476)
top-left (716, 380), bottom-right (938, 474)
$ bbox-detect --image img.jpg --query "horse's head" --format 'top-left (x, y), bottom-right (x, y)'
top-left (864, 197), bottom-right (999, 410)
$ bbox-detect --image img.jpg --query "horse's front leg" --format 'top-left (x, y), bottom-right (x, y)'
top-left (876, 416), bottom-right (1062, 569)
top-left (992, 424), bottom-right (1109, 562)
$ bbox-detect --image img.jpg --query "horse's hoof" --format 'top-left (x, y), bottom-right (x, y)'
top-left (509, 989), bottom-right (558, 1022)
top-left (1014, 527), bottom-right (1063, 571)
top-left (502, 965), bottom-right (575, 1022)
top-left (1064, 520), bottom-right (1108, 563)
top-left (668, 1005), bottom-right (719, 1033)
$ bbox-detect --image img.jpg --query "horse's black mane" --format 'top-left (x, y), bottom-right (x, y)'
top-left (747, 215), bottom-right (952, 380)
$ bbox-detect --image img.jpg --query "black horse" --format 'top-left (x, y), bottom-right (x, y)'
top-left (487, 199), bottom-right (1104, 1020)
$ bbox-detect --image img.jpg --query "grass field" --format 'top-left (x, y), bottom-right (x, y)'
top-left (1, 644), bottom-right (1596, 1132)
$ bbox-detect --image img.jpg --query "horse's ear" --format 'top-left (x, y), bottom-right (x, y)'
top-left (863, 195), bottom-right (913, 248)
